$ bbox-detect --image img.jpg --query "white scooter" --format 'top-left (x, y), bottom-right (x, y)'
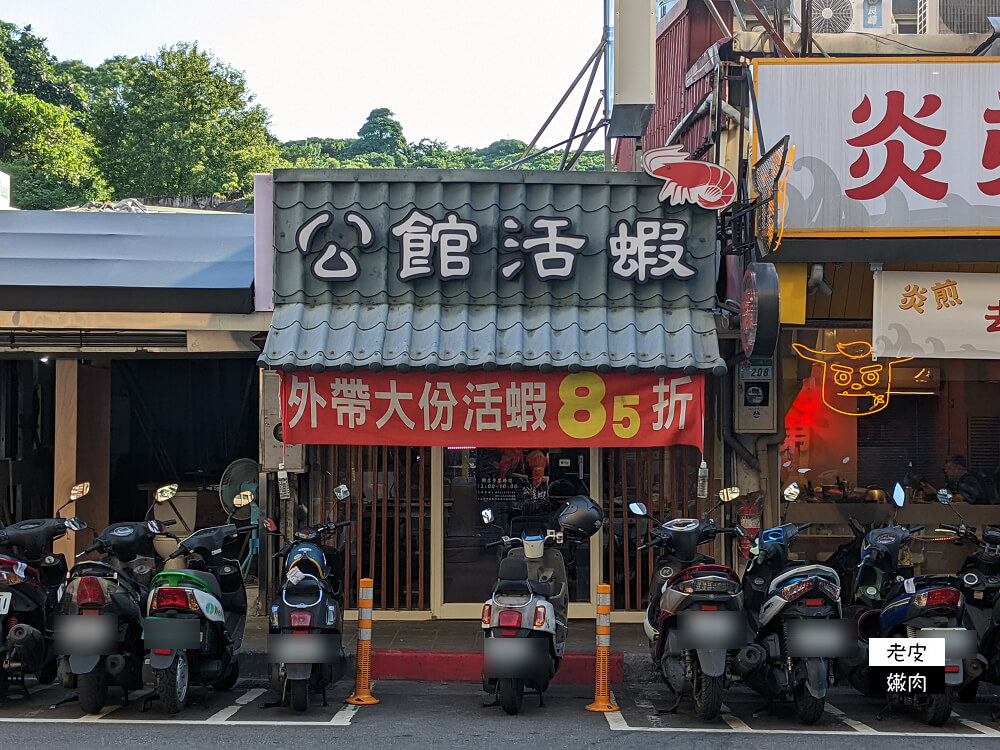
top-left (480, 495), bottom-right (602, 715)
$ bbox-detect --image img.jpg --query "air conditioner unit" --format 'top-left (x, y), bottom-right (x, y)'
top-left (259, 370), bottom-right (305, 474)
top-left (918, 0), bottom-right (1000, 33)
top-left (790, 0), bottom-right (895, 33)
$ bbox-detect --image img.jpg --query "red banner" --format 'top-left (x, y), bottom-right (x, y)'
top-left (279, 370), bottom-right (704, 450)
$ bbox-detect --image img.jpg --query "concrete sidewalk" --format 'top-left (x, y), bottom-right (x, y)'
top-left (240, 616), bottom-right (655, 684)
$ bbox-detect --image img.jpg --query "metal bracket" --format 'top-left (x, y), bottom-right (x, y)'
top-left (870, 263), bottom-right (883, 272)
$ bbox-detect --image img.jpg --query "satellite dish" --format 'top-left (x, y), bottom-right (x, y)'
top-left (219, 458), bottom-right (260, 521)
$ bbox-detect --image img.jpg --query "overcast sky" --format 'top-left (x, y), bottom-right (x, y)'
top-left (3, 0), bottom-right (609, 149)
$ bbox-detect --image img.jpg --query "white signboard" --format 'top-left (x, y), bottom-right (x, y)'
top-left (0, 171), bottom-right (9, 210)
top-left (754, 59), bottom-right (1000, 237)
top-left (869, 638), bottom-right (944, 667)
top-left (873, 271), bottom-right (1000, 359)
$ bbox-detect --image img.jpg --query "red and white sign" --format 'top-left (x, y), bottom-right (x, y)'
top-left (754, 58), bottom-right (1000, 237)
top-left (642, 145), bottom-right (737, 210)
top-left (279, 370), bottom-right (704, 449)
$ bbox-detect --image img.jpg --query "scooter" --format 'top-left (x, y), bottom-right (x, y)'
top-left (629, 489), bottom-right (747, 720)
top-left (143, 489), bottom-right (256, 713)
top-left (0, 482), bottom-right (89, 694)
top-left (839, 484), bottom-right (979, 726)
top-left (54, 483), bottom-right (179, 713)
top-left (480, 495), bottom-right (603, 715)
top-left (736, 490), bottom-right (847, 723)
top-left (263, 483), bottom-right (352, 712)
top-left (933, 488), bottom-right (1000, 703)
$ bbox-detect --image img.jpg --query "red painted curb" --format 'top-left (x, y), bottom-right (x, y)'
top-left (370, 649), bottom-right (624, 684)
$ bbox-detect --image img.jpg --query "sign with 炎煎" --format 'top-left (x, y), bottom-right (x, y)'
top-left (279, 370), bottom-right (704, 449)
top-left (754, 59), bottom-right (1000, 237)
top-left (873, 271), bottom-right (1000, 359)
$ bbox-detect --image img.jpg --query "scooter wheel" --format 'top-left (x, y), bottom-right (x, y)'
top-left (290, 679), bottom-right (309, 712)
top-left (154, 652), bottom-right (189, 715)
top-left (212, 660), bottom-right (239, 691)
top-left (692, 667), bottom-right (723, 720)
top-left (921, 688), bottom-right (953, 727)
top-left (498, 678), bottom-right (524, 715)
top-left (793, 683), bottom-right (825, 724)
top-left (78, 667), bottom-right (108, 715)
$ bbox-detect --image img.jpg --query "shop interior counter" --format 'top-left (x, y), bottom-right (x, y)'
top-left (784, 502), bottom-right (1000, 575)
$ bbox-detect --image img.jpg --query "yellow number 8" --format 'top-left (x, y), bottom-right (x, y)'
top-left (558, 373), bottom-right (607, 439)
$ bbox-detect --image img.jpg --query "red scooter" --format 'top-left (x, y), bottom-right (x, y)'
top-left (630, 490), bottom-right (747, 720)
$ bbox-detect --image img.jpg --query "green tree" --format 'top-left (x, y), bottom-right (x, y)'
top-left (0, 91), bottom-right (108, 208)
top-left (278, 140), bottom-right (340, 169)
top-left (407, 138), bottom-right (481, 169)
top-left (0, 22), bottom-right (87, 111)
top-left (89, 43), bottom-right (281, 197)
top-left (353, 108), bottom-right (406, 164)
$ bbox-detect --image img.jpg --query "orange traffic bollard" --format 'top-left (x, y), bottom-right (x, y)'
top-left (346, 577), bottom-right (380, 705)
top-left (586, 583), bottom-right (619, 712)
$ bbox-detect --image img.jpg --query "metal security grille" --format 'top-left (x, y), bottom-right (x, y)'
top-left (856, 397), bottom-right (937, 488)
top-left (602, 445), bottom-right (705, 612)
top-left (752, 135), bottom-right (790, 257)
top-left (312, 445), bottom-right (431, 611)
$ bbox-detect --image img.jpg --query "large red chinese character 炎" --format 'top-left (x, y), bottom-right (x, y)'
top-left (846, 91), bottom-right (948, 202)
top-left (977, 93), bottom-right (1000, 196)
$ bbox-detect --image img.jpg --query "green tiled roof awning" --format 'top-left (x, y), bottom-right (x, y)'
top-left (258, 302), bottom-right (726, 375)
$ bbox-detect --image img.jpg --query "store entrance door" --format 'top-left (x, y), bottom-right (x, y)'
top-left (437, 447), bottom-right (596, 617)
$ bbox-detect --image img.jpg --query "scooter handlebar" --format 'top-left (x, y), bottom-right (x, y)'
top-left (798, 522), bottom-right (813, 532)
top-left (908, 525), bottom-right (925, 534)
top-left (161, 519), bottom-right (177, 528)
top-left (236, 525), bottom-right (257, 534)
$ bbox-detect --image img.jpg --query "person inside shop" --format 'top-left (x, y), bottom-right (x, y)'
top-left (919, 454), bottom-right (987, 504)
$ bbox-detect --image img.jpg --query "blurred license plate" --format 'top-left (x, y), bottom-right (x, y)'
top-left (0, 592), bottom-right (10, 615)
top-left (55, 614), bottom-right (117, 655)
top-left (785, 619), bottom-right (854, 658)
top-left (268, 634), bottom-right (338, 664)
top-left (677, 611), bottom-right (745, 649)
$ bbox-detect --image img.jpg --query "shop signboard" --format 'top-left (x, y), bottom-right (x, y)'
top-left (278, 370), bottom-right (705, 449)
top-left (873, 271), bottom-right (1000, 359)
top-left (754, 59), bottom-right (1000, 238)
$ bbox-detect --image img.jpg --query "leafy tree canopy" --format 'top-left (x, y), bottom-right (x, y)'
top-left (88, 42), bottom-right (282, 197)
top-left (0, 22), bottom-right (87, 111)
top-left (0, 91), bottom-right (107, 208)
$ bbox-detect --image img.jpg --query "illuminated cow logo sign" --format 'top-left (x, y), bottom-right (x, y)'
top-left (792, 340), bottom-right (912, 416)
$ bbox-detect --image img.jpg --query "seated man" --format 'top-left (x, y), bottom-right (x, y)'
top-left (920, 454), bottom-right (986, 504)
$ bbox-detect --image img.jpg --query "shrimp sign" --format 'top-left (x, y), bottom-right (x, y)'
top-left (278, 370), bottom-right (705, 450)
top-left (642, 146), bottom-right (738, 211)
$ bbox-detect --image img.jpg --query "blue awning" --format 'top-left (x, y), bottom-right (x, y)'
top-left (0, 211), bottom-right (254, 313)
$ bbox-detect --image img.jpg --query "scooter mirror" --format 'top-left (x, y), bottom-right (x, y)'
top-left (147, 520), bottom-right (166, 534)
top-left (628, 502), bottom-right (648, 517)
top-left (718, 487), bottom-right (741, 503)
top-left (481, 508), bottom-right (495, 524)
top-left (233, 490), bottom-right (255, 508)
top-left (892, 482), bottom-right (906, 508)
top-left (155, 484), bottom-right (178, 503)
top-left (70, 482), bottom-right (91, 501)
top-left (65, 517), bottom-right (87, 532)
top-left (333, 484), bottom-right (350, 501)
top-left (783, 482), bottom-right (800, 502)
top-left (937, 489), bottom-right (953, 505)
top-left (263, 518), bottom-right (278, 533)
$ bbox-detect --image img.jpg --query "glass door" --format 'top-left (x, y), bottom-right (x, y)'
top-left (440, 447), bottom-right (594, 609)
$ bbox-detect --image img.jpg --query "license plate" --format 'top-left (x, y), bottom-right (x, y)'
top-left (0, 592), bottom-right (10, 615)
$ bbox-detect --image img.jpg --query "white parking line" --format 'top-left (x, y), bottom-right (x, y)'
top-left (720, 703), bottom-right (751, 731)
top-left (824, 702), bottom-right (878, 734)
top-left (206, 688), bottom-right (268, 723)
top-left (330, 704), bottom-right (358, 725)
top-left (602, 691), bottom-right (999, 737)
top-left (79, 706), bottom-right (119, 721)
top-left (951, 710), bottom-right (1000, 737)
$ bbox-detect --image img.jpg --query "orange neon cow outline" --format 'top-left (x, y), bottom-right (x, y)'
top-left (791, 340), bottom-right (912, 416)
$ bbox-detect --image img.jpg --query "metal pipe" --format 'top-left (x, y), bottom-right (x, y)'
top-left (561, 47), bottom-right (603, 170)
top-left (665, 93), bottom-right (713, 147)
top-left (518, 37), bottom-right (607, 165)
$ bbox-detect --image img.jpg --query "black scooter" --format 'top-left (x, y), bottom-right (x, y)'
top-left (0, 482), bottom-right (89, 694)
top-left (55, 484), bottom-right (178, 713)
top-left (263, 483), bottom-right (352, 712)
